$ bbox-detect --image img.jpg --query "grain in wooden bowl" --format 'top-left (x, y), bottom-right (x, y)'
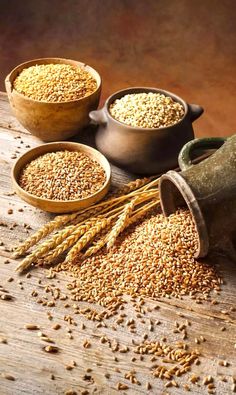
top-left (12, 142), bottom-right (111, 213)
top-left (5, 58), bottom-right (101, 141)
top-left (13, 63), bottom-right (97, 102)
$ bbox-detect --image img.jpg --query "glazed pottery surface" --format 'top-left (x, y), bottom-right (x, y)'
top-left (5, 58), bottom-right (101, 142)
top-left (159, 134), bottom-right (236, 260)
top-left (89, 87), bottom-right (203, 174)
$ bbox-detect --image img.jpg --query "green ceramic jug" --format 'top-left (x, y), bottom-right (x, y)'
top-left (159, 134), bottom-right (236, 260)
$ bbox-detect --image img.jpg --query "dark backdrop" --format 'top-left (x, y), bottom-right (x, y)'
top-left (1, 0), bottom-right (236, 137)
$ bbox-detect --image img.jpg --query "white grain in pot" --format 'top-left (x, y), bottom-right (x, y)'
top-left (109, 92), bottom-right (185, 128)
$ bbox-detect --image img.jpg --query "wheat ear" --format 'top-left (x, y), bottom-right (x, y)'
top-left (16, 218), bottom-right (99, 272)
top-left (14, 213), bottom-right (103, 273)
top-left (113, 176), bottom-right (154, 195)
top-left (13, 213), bottom-right (80, 257)
top-left (15, 225), bottom-right (75, 273)
top-left (65, 217), bottom-right (112, 263)
top-left (14, 200), bottom-right (118, 258)
top-left (106, 198), bottom-right (137, 250)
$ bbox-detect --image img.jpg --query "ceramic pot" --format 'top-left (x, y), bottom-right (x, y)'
top-left (159, 135), bottom-right (236, 260)
top-left (5, 58), bottom-right (101, 142)
top-left (89, 87), bottom-right (203, 174)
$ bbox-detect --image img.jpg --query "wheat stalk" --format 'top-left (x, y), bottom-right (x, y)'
top-left (13, 199), bottom-right (121, 258)
top-left (128, 198), bottom-right (160, 224)
top-left (15, 202), bottom-right (125, 272)
top-left (14, 176), bottom-right (160, 258)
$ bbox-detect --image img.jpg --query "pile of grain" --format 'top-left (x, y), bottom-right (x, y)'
top-left (13, 63), bottom-right (97, 102)
top-left (54, 209), bottom-right (220, 308)
top-left (109, 92), bottom-right (185, 128)
top-left (19, 150), bottom-right (106, 201)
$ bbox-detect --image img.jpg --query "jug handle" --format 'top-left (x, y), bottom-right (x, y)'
top-left (188, 104), bottom-right (204, 122)
top-left (178, 137), bottom-right (227, 171)
top-left (89, 108), bottom-right (107, 125)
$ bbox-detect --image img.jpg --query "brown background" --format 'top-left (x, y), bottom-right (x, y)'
top-left (0, 0), bottom-right (236, 137)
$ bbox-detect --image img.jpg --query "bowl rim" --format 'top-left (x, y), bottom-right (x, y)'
top-left (5, 57), bottom-right (102, 105)
top-left (11, 141), bottom-right (111, 206)
top-left (104, 86), bottom-right (189, 132)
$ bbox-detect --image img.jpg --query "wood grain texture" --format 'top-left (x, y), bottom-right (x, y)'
top-left (0, 93), bottom-right (236, 395)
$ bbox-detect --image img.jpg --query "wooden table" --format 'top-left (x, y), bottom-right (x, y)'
top-left (0, 92), bottom-right (235, 395)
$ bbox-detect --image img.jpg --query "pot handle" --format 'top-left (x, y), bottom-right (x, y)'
top-left (178, 137), bottom-right (227, 171)
top-left (188, 104), bottom-right (204, 122)
top-left (89, 108), bottom-right (107, 125)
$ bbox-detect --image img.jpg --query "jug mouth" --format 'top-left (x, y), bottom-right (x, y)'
top-left (159, 171), bottom-right (209, 258)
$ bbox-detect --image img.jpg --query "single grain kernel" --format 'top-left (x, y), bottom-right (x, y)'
top-left (43, 345), bottom-right (59, 353)
top-left (24, 324), bottom-right (40, 330)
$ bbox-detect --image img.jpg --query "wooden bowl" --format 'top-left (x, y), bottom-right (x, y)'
top-left (11, 142), bottom-right (111, 213)
top-left (5, 58), bottom-right (101, 142)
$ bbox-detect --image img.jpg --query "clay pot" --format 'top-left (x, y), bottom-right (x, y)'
top-left (89, 87), bottom-right (203, 174)
top-left (159, 135), bottom-right (236, 260)
top-left (5, 58), bottom-right (101, 142)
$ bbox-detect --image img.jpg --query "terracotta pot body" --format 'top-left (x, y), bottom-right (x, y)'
top-left (89, 87), bottom-right (203, 174)
top-left (5, 58), bottom-right (101, 142)
top-left (159, 135), bottom-right (236, 260)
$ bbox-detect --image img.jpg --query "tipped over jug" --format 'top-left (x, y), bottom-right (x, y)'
top-left (159, 134), bottom-right (236, 260)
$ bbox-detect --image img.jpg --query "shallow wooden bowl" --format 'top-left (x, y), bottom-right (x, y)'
top-left (5, 57), bottom-right (101, 142)
top-left (12, 142), bottom-right (111, 213)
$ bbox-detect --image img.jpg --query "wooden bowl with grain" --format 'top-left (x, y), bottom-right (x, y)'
top-left (5, 58), bottom-right (101, 142)
top-left (11, 142), bottom-right (111, 213)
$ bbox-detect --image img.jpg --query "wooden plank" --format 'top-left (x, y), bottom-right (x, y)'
top-left (0, 94), bottom-right (236, 395)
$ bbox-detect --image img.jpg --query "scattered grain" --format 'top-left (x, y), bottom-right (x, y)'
top-left (24, 324), bottom-right (40, 330)
top-left (43, 345), bottom-right (59, 353)
top-left (2, 373), bottom-right (15, 381)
